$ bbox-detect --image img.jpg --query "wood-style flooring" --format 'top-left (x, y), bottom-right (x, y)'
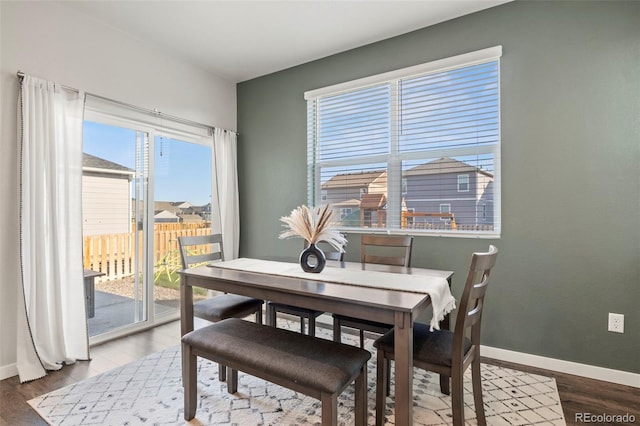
top-left (1, 320), bottom-right (638, 426)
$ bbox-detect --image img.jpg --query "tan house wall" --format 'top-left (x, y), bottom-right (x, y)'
top-left (82, 173), bottom-right (131, 236)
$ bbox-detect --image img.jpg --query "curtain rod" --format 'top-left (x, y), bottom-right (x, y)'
top-left (16, 71), bottom-right (238, 136)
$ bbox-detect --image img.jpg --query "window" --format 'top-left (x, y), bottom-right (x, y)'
top-left (458, 174), bottom-right (470, 192)
top-left (305, 46), bottom-right (501, 236)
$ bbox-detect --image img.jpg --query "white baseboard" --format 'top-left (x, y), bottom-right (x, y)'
top-left (481, 345), bottom-right (640, 388)
top-left (0, 363), bottom-right (18, 381)
top-left (319, 314), bottom-right (639, 388)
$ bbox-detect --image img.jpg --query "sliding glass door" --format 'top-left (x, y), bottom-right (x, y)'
top-left (82, 121), bottom-right (149, 338)
top-left (152, 134), bottom-right (213, 319)
top-left (82, 113), bottom-right (213, 341)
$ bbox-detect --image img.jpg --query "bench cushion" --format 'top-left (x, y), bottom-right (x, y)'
top-left (182, 318), bottom-right (371, 394)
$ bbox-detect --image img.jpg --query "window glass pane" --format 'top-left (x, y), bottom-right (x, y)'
top-left (402, 155), bottom-right (495, 232)
top-left (153, 135), bottom-right (212, 318)
top-left (320, 163), bottom-right (387, 228)
top-left (399, 62), bottom-right (499, 153)
top-left (317, 85), bottom-right (390, 161)
top-left (82, 121), bottom-right (148, 337)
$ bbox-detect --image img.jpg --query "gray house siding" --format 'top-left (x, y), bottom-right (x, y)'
top-left (404, 172), bottom-right (493, 227)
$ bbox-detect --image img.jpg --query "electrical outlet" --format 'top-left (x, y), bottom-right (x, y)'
top-left (608, 313), bottom-right (624, 333)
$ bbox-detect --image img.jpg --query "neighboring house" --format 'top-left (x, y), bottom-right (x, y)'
top-left (154, 201), bottom-right (181, 215)
top-left (359, 193), bottom-right (387, 228)
top-left (180, 214), bottom-right (204, 224)
top-left (154, 210), bottom-right (180, 223)
top-left (82, 153), bottom-right (135, 236)
top-left (320, 157), bottom-right (493, 229)
top-left (152, 202), bottom-right (211, 223)
top-left (321, 170), bottom-right (387, 223)
top-left (403, 157), bottom-right (494, 228)
top-left (191, 203), bottom-right (212, 222)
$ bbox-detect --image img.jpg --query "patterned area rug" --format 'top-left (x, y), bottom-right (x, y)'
top-left (28, 320), bottom-right (566, 425)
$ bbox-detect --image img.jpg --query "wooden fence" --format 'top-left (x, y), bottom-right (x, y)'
top-left (84, 223), bottom-right (211, 283)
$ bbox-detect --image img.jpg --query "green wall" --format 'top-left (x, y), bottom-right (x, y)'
top-left (237, 1), bottom-right (640, 373)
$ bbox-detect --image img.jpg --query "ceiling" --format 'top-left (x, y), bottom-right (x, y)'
top-left (62, 0), bottom-right (510, 83)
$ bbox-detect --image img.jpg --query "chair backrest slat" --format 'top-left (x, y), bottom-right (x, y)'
top-left (360, 235), bottom-right (413, 267)
top-left (178, 233), bottom-right (224, 269)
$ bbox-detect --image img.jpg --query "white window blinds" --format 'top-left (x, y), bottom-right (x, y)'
top-left (306, 46), bottom-right (502, 236)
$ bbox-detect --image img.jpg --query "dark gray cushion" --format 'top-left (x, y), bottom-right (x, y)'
top-left (333, 314), bottom-right (392, 332)
top-left (268, 302), bottom-right (323, 317)
top-left (194, 294), bottom-right (263, 322)
top-left (373, 322), bottom-right (472, 368)
top-left (182, 318), bottom-right (371, 394)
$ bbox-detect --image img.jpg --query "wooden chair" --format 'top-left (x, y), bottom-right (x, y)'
top-left (178, 233), bottom-right (264, 380)
top-left (267, 242), bottom-right (344, 336)
top-left (373, 245), bottom-right (498, 426)
top-left (332, 235), bottom-right (413, 347)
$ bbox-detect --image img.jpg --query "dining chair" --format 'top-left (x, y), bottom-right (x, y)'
top-left (178, 233), bottom-right (264, 380)
top-left (373, 245), bottom-right (498, 426)
top-left (332, 235), bottom-right (413, 348)
top-left (267, 242), bottom-right (344, 336)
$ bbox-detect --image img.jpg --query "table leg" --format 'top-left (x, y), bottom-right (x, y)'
top-left (439, 276), bottom-right (452, 395)
top-left (180, 275), bottom-right (194, 336)
top-left (394, 311), bottom-right (413, 426)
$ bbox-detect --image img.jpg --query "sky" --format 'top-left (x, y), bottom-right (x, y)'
top-left (83, 121), bottom-right (212, 206)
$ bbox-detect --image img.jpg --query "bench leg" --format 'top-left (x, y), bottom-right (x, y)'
top-left (440, 375), bottom-right (450, 395)
top-left (256, 307), bottom-right (263, 325)
top-left (219, 363), bottom-right (226, 382)
top-left (227, 367), bottom-right (238, 394)
top-left (375, 349), bottom-right (387, 426)
top-left (355, 364), bottom-right (367, 426)
top-left (321, 392), bottom-right (338, 426)
top-left (182, 342), bottom-right (197, 420)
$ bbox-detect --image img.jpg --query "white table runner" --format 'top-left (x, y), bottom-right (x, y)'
top-left (212, 258), bottom-right (456, 330)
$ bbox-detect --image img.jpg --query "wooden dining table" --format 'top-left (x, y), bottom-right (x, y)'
top-left (180, 258), bottom-right (454, 426)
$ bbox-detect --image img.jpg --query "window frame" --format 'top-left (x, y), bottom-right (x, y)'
top-left (457, 174), bottom-right (470, 192)
top-left (305, 46), bottom-right (502, 238)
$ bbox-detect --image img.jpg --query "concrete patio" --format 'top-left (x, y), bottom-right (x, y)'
top-left (88, 290), bottom-right (179, 336)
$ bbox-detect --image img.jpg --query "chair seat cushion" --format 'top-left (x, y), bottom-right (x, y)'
top-left (268, 302), bottom-right (323, 317)
top-left (194, 294), bottom-right (263, 322)
top-left (373, 322), bottom-right (471, 367)
top-left (182, 318), bottom-right (371, 394)
top-left (333, 314), bottom-right (392, 333)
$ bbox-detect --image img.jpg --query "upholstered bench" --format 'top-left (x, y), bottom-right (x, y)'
top-left (182, 318), bottom-right (371, 426)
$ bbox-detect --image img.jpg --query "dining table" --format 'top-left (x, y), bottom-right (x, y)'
top-left (180, 257), bottom-right (454, 426)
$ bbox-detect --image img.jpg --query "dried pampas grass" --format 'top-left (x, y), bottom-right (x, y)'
top-left (279, 205), bottom-right (347, 252)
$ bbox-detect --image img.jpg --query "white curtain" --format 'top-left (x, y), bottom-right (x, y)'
top-left (213, 128), bottom-right (240, 259)
top-left (17, 75), bottom-right (88, 383)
